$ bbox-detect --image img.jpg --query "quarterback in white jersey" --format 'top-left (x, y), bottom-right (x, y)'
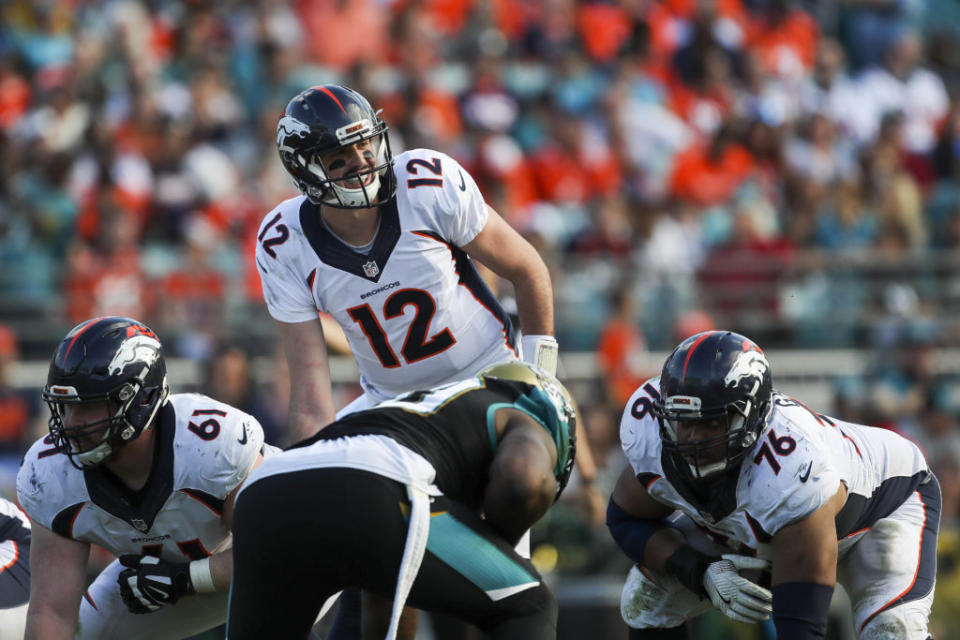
top-left (257, 147), bottom-right (518, 401)
top-left (261, 84), bottom-right (558, 438)
top-left (607, 331), bottom-right (939, 640)
top-left (16, 317), bottom-right (268, 640)
top-left (261, 83), bottom-right (576, 640)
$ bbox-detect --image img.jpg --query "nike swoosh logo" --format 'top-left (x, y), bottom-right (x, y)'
top-left (238, 423), bottom-right (248, 445)
top-left (457, 170), bottom-right (466, 191)
top-left (799, 461), bottom-right (812, 483)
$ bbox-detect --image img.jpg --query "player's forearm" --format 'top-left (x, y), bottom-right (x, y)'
top-left (287, 406), bottom-right (333, 443)
top-left (25, 607), bottom-right (76, 640)
top-left (606, 496), bottom-right (686, 572)
top-left (510, 261), bottom-right (554, 337)
top-left (279, 319), bottom-right (337, 441)
top-left (287, 386), bottom-right (336, 442)
top-left (644, 528), bottom-right (690, 574)
top-left (205, 549), bottom-right (233, 592)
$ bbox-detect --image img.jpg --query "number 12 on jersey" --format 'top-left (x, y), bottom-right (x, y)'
top-left (347, 288), bottom-right (456, 367)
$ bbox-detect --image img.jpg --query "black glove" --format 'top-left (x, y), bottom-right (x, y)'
top-left (117, 554), bottom-right (195, 614)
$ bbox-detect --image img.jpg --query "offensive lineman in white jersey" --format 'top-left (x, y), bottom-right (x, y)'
top-left (607, 331), bottom-right (940, 640)
top-left (260, 84), bottom-right (599, 639)
top-left (16, 317), bottom-right (270, 640)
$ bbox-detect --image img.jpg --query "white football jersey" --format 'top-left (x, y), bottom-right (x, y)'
top-left (255, 148), bottom-right (518, 401)
top-left (620, 378), bottom-right (930, 558)
top-left (16, 394), bottom-right (264, 563)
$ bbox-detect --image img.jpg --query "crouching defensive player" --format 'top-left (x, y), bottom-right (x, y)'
top-left (227, 361), bottom-right (578, 640)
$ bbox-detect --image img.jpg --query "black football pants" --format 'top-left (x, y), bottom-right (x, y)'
top-left (226, 468), bottom-right (557, 639)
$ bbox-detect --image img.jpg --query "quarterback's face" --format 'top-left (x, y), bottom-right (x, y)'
top-left (319, 139), bottom-right (378, 189)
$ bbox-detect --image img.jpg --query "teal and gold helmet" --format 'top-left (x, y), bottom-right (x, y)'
top-left (480, 360), bottom-right (578, 500)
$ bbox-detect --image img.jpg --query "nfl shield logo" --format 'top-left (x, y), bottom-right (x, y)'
top-left (362, 260), bottom-right (379, 278)
top-left (131, 518), bottom-right (148, 532)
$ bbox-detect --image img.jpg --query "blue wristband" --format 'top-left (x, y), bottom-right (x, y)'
top-left (605, 497), bottom-right (677, 564)
top-left (772, 581), bottom-right (833, 639)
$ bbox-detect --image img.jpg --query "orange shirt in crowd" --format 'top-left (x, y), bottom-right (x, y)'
top-left (392, 0), bottom-right (477, 35)
top-left (0, 69), bottom-right (30, 130)
top-left (670, 143), bottom-right (753, 206)
top-left (298, 0), bottom-right (388, 69)
top-left (598, 318), bottom-right (649, 408)
top-left (64, 248), bottom-right (152, 324)
top-left (531, 143), bottom-right (622, 205)
top-left (747, 8), bottom-right (819, 76)
top-left (577, 2), bottom-right (633, 63)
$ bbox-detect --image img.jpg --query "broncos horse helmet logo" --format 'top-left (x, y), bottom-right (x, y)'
top-left (108, 335), bottom-right (161, 376)
top-left (723, 345), bottom-right (769, 393)
top-left (277, 115), bottom-right (312, 152)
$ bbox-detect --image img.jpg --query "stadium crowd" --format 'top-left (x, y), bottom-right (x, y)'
top-left (2, 0), bottom-right (960, 638)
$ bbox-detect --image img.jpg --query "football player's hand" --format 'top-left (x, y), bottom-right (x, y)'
top-left (117, 554), bottom-right (195, 614)
top-left (702, 554), bottom-right (772, 624)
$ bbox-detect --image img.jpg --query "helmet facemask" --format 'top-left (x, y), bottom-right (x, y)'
top-left (657, 394), bottom-right (762, 481)
top-left (44, 376), bottom-right (168, 469)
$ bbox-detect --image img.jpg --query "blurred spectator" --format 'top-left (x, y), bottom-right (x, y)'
top-left (63, 208), bottom-right (152, 324)
top-left (156, 216), bottom-right (227, 359)
top-left (530, 102), bottom-right (621, 205)
top-left (640, 199), bottom-right (707, 276)
top-left (785, 112), bottom-right (858, 186)
top-left (746, 0), bottom-right (819, 80)
top-left (576, 1), bottom-right (634, 64)
top-left (812, 178), bottom-right (878, 251)
top-left (865, 112), bottom-right (928, 249)
top-left (698, 195), bottom-right (794, 319)
top-left (672, 308), bottom-right (716, 344)
top-left (856, 30), bottom-right (949, 157)
top-left (596, 283), bottom-right (649, 407)
top-left (671, 6), bottom-right (745, 90)
top-left (735, 50), bottom-right (795, 128)
top-left (840, 0), bottom-right (924, 71)
top-left (0, 57), bottom-right (31, 131)
top-left (670, 35), bottom-right (740, 138)
top-left (608, 51), bottom-right (694, 200)
top-left (800, 37), bottom-right (879, 147)
top-left (669, 121), bottom-right (753, 205)
top-left (932, 101), bottom-right (960, 182)
top-left (566, 194), bottom-right (635, 260)
top-left (0, 326), bottom-right (40, 497)
top-left (201, 342), bottom-right (283, 446)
